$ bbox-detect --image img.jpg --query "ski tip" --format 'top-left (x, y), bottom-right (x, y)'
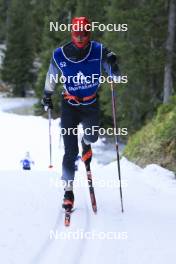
top-left (64, 209), bottom-right (72, 227)
top-left (93, 206), bottom-right (97, 214)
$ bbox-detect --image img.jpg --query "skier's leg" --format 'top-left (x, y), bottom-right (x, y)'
top-left (62, 131), bottom-right (79, 184)
top-left (61, 99), bottom-right (80, 209)
top-left (81, 101), bottom-right (100, 166)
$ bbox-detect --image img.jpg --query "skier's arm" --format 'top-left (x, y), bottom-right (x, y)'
top-left (42, 56), bottom-right (60, 110)
top-left (102, 46), bottom-right (121, 79)
top-left (44, 57), bottom-right (59, 96)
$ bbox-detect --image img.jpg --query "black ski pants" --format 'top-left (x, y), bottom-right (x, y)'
top-left (61, 98), bottom-right (100, 181)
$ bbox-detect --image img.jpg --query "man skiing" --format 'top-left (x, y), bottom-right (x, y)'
top-left (42, 17), bottom-right (120, 212)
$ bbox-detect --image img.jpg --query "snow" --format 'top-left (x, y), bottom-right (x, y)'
top-left (0, 96), bottom-right (37, 111)
top-left (0, 108), bottom-right (176, 264)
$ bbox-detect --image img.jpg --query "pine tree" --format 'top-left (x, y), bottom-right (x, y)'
top-left (35, 0), bottom-right (77, 114)
top-left (101, 0), bottom-right (168, 133)
top-left (1, 0), bottom-right (34, 96)
top-left (0, 0), bottom-right (10, 42)
top-left (163, 0), bottom-right (176, 103)
top-left (31, 0), bottom-right (51, 55)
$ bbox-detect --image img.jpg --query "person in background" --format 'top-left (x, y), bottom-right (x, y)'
top-left (20, 151), bottom-right (34, 170)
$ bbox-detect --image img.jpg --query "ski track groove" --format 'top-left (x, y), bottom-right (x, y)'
top-left (32, 172), bottom-right (92, 264)
top-left (71, 189), bottom-right (91, 264)
top-left (55, 184), bottom-right (91, 264)
top-left (31, 209), bottom-right (63, 264)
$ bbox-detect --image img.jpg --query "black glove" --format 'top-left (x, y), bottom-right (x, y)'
top-left (41, 95), bottom-right (53, 111)
top-left (106, 52), bottom-right (117, 66)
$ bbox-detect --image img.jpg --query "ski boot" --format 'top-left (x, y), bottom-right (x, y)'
top-left (81, 138), bottom-right (92, 167)
top-left (62, 190), bottom-right (74, 211)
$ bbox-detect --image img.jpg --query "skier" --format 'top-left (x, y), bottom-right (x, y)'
top-left (42, 17), bottom-right (120, 211)
top-left (20, 151), bottom-right (34, 170)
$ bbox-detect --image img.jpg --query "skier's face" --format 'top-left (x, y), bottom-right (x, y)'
top-left (72, 31), bottom-right (90, 48)
top-left (71, 17), bottom-right (91, 48)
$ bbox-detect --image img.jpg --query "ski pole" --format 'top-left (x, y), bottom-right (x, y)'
top-left (110, 66), bottom-right (124, 213)
top-left (48, 108), bottom-right (53, 168)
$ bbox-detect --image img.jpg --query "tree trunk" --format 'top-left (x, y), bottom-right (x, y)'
top-left (163, 0), bottom-right (176, 103)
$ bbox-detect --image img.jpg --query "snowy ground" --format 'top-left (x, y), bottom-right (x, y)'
top-left (0, 96), bottom-right (37, 112)
top-left (0, 103), bottom-right (176, 264)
